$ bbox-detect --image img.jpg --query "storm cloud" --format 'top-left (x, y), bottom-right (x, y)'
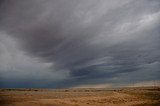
top-left (0, 0), bottom-right (160, 88)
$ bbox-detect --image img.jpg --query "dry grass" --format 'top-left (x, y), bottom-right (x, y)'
top-left (0, 87), bottom-right (159, 106)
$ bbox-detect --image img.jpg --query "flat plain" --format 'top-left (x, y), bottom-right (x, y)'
top-left (0, 87), bottom-right (160, 106)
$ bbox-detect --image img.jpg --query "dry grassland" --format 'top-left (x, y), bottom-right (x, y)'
top-left (0, 87), bottom-right (160, 106)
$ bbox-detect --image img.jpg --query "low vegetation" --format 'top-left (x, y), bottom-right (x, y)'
top-left (0, 87), bottom-right (159, 106)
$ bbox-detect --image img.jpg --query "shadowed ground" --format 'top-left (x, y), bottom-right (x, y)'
top-left (0, 87), bottom-right (160, 106)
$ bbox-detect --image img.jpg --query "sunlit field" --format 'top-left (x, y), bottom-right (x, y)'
top-left (0, 87), bottom-right (159, 106)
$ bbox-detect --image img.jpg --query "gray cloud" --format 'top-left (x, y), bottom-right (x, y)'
top-left (0, 0), bottom-right (160, 87)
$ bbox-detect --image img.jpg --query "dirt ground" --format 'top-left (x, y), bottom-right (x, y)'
top-left (0, 87), bottom-right (160, 106)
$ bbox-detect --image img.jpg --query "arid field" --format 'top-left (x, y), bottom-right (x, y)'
top-left (0, 87), bottom-right (160, 106)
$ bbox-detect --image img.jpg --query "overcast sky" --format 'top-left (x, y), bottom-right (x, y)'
top-left (0, 0), bottom-right (160, 88)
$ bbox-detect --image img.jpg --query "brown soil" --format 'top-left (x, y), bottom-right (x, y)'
top-left (0, 87), bottom-right (159, 106)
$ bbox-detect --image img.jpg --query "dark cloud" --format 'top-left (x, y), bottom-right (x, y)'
top-left (0, 0), bottom-right (160, 87)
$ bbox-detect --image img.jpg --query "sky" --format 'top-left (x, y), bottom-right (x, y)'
top-left (0, 0), bottom-right (160, 88)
